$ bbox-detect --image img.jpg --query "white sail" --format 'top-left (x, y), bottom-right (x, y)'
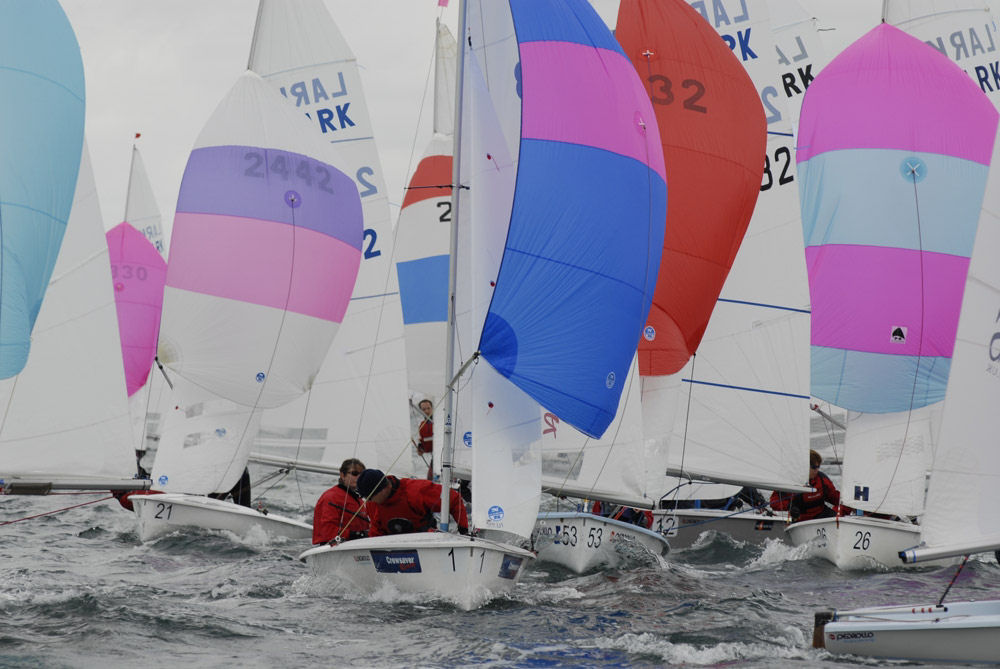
top-left (885, 0), bottom-right (1000, 108)
top-left (123, 144), bottom-right (166, 255)
top-left (249, 0), bottom-right (411, 474)
top-left (915, 128), bottom-right (1000, 559)
top-left (661, 0), bottom-right (811, 493)
top-left (0, 142), bottom-right (135, 482)
top-left (768, 0), bottom-right (826, 134)
top-left (839, 406), bottom-right (939, 516)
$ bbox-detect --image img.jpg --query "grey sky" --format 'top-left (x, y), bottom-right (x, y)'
top-left (61, 0), bottom-right (882, 247)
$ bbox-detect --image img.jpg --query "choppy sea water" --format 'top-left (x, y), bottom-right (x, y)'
top-left (2, 467), bottom-right (997, 668)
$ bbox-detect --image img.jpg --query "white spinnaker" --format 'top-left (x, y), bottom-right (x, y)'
top-left (659, 0), bottom-right (810, 494)
top-left (839, 406), bottom-right (939, 516)
top-left (768, 0), bottom-right (826, 134)
top-left (124, 145), bottom-right (165, 255)
top-left (249, 0), bottom-right (410, 471)
top-left (918, 129), bottom-right (1000, 556)
top-left (885, 0), bottom-right (1000, 109)
top-left (0, 141), bottom-right (135, 480)
top-left (157, 73), bottom-right (353, 410)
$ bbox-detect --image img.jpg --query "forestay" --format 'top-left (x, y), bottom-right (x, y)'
top-left (0, 0), bottom-right (85, 378)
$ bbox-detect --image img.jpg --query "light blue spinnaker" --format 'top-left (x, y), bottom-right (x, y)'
top-left (0, 0), bottom-right (86, 377)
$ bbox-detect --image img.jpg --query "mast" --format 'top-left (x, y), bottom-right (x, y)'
top-left (439, 0), bottom-right (468, 532)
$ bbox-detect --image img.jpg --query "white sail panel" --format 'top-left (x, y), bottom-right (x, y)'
top-left (840, 407), bottom-right (937, 517)
top-left (0, 142), bottom-right (135, 480)
top-left (151, 376), bottom-right (261, 495)
top-left (471, 363), bottom-right (541, 538)
top-left (434, 21), bottom-right (456, 137)
top-left (665, 310), bottom-right (809, 491)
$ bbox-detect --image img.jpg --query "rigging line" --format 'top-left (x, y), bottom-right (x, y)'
top-left (0, 495), bottom-right (113, 525)
top-left (937, 554), bottom-right (970, 607)
top-left (251, 467), bottom-right (290, 505)
top-left (671, 353), bottom-right (698, 509)
top-left (291, 384), bottom-right (316, 511)
top-left (581, 364), bottom-right (640, 505)
top-left (874, 166), bottom-right (927, 513)
top-left (399, 24), bottom-right (438, 212)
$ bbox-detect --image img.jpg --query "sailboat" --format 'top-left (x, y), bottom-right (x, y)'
top-left (813, 35), bottom-right (1000, 666)
top-left (0, 2), bottom-right (142, 494)
top-left (786, 22), bottom-right (998, 570)
top-left (527, 0), bottom-right (766, 573)
top-left (129, 71), bottom-right (363, 542)
top-left (631, 0), bottom-right (812, 548)
top-left (299, 0), bottom-right (666, 608)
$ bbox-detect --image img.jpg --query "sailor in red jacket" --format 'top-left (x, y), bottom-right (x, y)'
top-left (787, 450), bottom-right (842, 522)
top-left (415, 399), bottom-right (434, 456)
top-left (312, 458), bottom-right (370, 544)
top-left (355, 468), bottom-right (469, 537)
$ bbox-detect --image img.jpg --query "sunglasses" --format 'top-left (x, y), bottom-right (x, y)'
top-left (344, 470), bottom-right (363, 476)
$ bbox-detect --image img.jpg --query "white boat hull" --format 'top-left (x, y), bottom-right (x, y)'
top-left (816, 600), bottom-right (1000, 662)
top-left (532, 512), bottom-right (669, 573)
top-left (298, 532), bottom-right (534, 610)
top-left (785, 515), bottom-right (951, 570)
top-left (131, 493), bottom-right (312, 542)
top-left (651, 508), bottom-right (788, 549)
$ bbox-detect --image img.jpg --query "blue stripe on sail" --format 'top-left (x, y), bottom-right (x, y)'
top-left (799, 149), bottom-right (987, 257)
top-left (397, 255), bottom-right (449, 325)
top-left (481, 140), bottom-right (666, 438)
top-left (509, 0), bottom-right (623, 54)
top-left (0, 0), bottom-right (85, 378)
top-left (811, 345), bottom-right (950, 412)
